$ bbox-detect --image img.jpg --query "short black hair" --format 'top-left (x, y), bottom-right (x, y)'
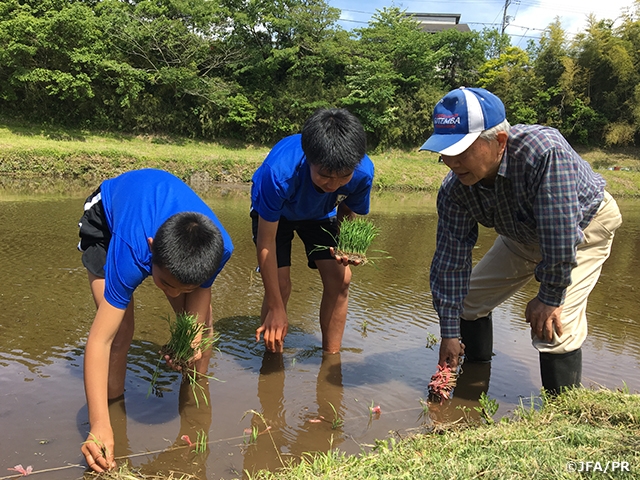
top-left (151, 212), bottom-right (224, 286)
top-left (301, 108), bottom-right (366, 173)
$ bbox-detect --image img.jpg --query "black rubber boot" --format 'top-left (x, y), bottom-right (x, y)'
top-left (452, 362), bottom-right (491, 402)
top-left (539, 348), bottom-right (582, 396)
top-left (460, 314), bottom-right (493, 363)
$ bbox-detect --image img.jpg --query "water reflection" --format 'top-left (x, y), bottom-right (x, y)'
top-left (0, 185), bottom-right (638, 479)
top-left (242, 351), bottom-right (346, 476)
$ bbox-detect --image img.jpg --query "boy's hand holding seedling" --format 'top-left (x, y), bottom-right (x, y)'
top-left (81, 429), bottom-right (115, 473)
top-left (332, 217), bottom-right (380, 266)
top-left (149, 312), bottom-right (218, 408)
top-left (163, 330), bottom-right (206, 372)
top-left (330, 246), bottom-right (363, 266)
top-left (159, 313), bottom-right (214, 373)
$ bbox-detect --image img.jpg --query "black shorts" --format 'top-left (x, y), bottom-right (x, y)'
top-left (251, 210), bottom-right (338, 269)
top-left (77, 187), bottom-right (111, 278)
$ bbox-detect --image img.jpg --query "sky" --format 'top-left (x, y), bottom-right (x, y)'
top-left (326, 0), bottom-right (634, 46)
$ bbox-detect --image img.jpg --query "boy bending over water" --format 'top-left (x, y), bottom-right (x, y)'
top-left (77, 169), bottom-right (233, 472)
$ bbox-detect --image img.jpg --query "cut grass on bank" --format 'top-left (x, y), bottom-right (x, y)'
top-left (245, 386), bottom-right (639, 480)
top-left (2, 121), bottom-right (640, 196)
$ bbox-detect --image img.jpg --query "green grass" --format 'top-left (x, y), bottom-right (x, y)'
top-left (3, 120), bottom-right (639, 195)
top-left (0, 121), bottom-right (265, 184)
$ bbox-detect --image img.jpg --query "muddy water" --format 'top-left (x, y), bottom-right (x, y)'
top-left (0, 185), bottom-right (638, 480)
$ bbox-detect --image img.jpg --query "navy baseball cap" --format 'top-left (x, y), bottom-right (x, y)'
top-left (420, 87), bottom-right (506, 156)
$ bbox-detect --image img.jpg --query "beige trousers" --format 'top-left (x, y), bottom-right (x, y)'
top-left (461, 191), bottom-right (622, 354)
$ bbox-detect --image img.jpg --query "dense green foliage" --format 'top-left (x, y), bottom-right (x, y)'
top-left (1, 0), bottom-right (639, 149)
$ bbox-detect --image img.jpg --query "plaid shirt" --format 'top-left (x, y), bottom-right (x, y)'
top-left (431, 124), bottom-right (605, 338)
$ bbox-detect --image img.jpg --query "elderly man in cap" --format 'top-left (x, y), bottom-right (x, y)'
top-left (421, 87), bottom-right (622, 394)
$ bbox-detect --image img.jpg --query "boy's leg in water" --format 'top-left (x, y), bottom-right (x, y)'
top-left (315, 260), bottom-right (351, 353)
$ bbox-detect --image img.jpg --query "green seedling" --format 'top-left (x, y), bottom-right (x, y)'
top-left (241, 410), bottom-right (284, 467)
top-left (418, 397), bottom-right (429, 421)
top-left (335, 217), bottom-right (379, 264)
top-left (474, 391), bottom-right (499, 424)
top-left (82, 433), bottom-right (109, 461)
top-left (311, 217), bottom-right (384, 265)
top-left (193, 429), bottom-right (208, 454)
top-left (148, 312), bottom-right (219, 408)
top-left (243, 425), bottom-right (259, 445)
top-left (328, 402), bottom-right (343, 429)
top-left (425, 332), bottom-right (438, 349)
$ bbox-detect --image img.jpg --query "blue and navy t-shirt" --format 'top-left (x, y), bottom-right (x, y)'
top-left (250, 134), bottom-right (375, 222)
top-left (100, 169), bottom-right (234, 309)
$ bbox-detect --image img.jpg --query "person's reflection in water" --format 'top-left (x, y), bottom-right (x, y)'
top-left (242, 352), bottom-right (346, 477)
top-left (291, 352), bottom-right (345, 458)
top-left (108, 394), bottom-right (132, 462)
top-left (138, 361), bottom-right (213, 479)
top-left (426, 362), bottom-right (492, 424)
top-left (242, 351), bottom-right (288, 475)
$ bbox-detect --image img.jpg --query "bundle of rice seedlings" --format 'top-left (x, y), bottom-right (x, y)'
top-left (427, 356), bottom-right (464, 404)
top-left (148, 312), bottom-right (218, 407)
top-left (307, 216), bottom-right (381, 266)
top-left (427, 364), bottom-right (458, 404)
top-left (335, 217), bottom-right (380, 265)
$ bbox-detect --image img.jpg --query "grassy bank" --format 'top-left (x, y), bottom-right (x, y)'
top-left (2, 122), bottom-right (640, 196)
top-left (84, 387), bottom-right (639, 480)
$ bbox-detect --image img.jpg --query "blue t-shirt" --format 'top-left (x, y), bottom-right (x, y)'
top-left (250, 134), bottom-right (375, 222)
top-left (100, 169), bottom-right (234, 309)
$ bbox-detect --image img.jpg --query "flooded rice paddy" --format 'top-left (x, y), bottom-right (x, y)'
top-left (0, 181), bottom-right (638, 479)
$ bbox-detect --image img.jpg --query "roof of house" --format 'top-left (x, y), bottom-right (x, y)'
top-left (404, 12), bottom-right (472, 33)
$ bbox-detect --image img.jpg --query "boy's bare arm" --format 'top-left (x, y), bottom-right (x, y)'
top-left (337, 202), bottom-right (356, 223)
top-left (184, 286), bottom-right (214, 372)
top-left (82, 302), bottom-right (125, 472)
top-left (255, 216), bottom-right (288, 352)
top-left (183, 286), bottom-right (213, 326)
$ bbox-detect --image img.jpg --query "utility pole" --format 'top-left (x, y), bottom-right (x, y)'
top-left (501, 0), bottom-right (511, 35)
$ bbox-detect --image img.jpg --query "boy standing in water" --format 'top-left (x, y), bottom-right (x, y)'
top-left (251, 108), bottom-right (374, 353)
top-left (77, 169), bottom-right (233, 472)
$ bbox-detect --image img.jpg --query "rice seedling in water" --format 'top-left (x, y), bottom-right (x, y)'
top-left (328, 402), bottom-right (343, 429)
top-left (368, 401), bottom-right (381, 417)
top-left (418, 397), bottom-right (429, 422)
top-left (148, 312), bottom-right (218, 408)
top-left (425, 332), bottom-right (438, 349)
top-left (193, 429), bottom-right (208, 454)
top-left (241, 410), bottom-right (284, 466)
top-left (243, 425), bottom-right (259, 445)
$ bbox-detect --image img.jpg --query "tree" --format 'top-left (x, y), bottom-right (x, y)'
top-left (0, 1), bottom-right (104, 124)
top-left (218, 0), bottom-right (350, 142)
top-left (570, 13), bottom-right (637, 143)
top-left (342, 7), bottom-right (439, 149)
top-left (426, 27), bottom-right (486, 90)
top-left (477, 46), bottom-right (540, 125)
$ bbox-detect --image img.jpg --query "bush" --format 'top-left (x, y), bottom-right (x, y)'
top-left (604, 122), bottom-right (636, 147)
